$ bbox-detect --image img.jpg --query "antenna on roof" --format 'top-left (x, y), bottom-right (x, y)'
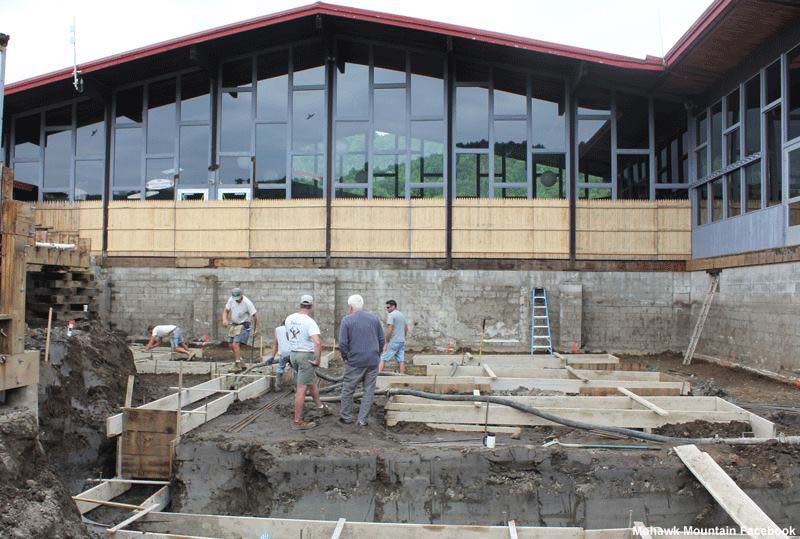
top-left (70, 16), bottom-right (84, 93)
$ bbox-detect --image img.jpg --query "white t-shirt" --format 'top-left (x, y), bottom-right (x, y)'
top-left (284, 313), bottom-right (320, 353)
top-left (225, 296), bottom-right (257, 324)
top-left (152, 325), bottom-right (177, 338)
top-left (274, 325), bottom-right (291, 356)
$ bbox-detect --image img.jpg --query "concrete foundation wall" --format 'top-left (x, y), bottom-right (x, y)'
top-left (692, 261), bottom-right (800, 373)
top-left (102, 263), bottom-right (800, 368)
top-left (102, 267), bottom-right (691, 354)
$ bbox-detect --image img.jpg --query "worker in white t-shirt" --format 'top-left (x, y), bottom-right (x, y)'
top-left (222, 287), bottom-right (259, 369)
top-left (286, 294), bottom-right (332, 430)
top-left (145, 324), bottom-right (195, 359)
top-left (266, 319), bottom-right (295, 390)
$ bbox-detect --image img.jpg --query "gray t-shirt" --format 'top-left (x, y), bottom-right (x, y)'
top-left (387, 310), bottom-right (406, 343)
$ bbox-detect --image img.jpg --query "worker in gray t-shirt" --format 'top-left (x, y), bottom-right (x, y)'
top-left (379, 299), bottom-right (408, 374)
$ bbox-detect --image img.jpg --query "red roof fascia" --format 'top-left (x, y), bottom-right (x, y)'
top-left (663, 0), bottom-right (734, 66)
top-left (5, 2), bottom-right (666, 96)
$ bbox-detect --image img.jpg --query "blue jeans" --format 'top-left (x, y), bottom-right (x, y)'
top-left (276, 354), bottom-right (296, 376)
top-left (381, 340), bottom-right (405, 363)
top-left (169, 327), bottom-right (184, 348)
top-left (228, 322), bottom-right (251, 344)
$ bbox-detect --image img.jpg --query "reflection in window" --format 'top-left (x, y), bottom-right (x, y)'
top-left (257, 49), bottom-right (289, 121)
top-left (334, 122), bottom-right (368, 185)
top-left (790, 201), bottom-right (800, 227)
top-left (145, 157), bottom-right (176, 199)
top-left (493, 120), bottom-right (526, 184)
top-left (43, 129), bottom-right (71, 188)
top-left (336, 42), bottom-right (369, 118)
top-left (292, 154), bottom-right (324, 198)
top-left (766, 106), bottom-right (782, 207)
top-left (531, 79), bottom-right (565, 151)
top-left (411, 120), bottom-right (444, 186)
top-left (533, 154), bottom-right (565, 198)
top-left (745, 77), bottom-right (760, 155)
top-left (147, 79), bottom-right (176, 154)
top-left (654, 100), bottom-right (687, 183)
top-left (374, 88), bottom-right (406, 151)
top-left (789, 46), bottom-right (800, 141)
top-left (710, 102), bottom-right (722, 172)
top-left (179, 125), bottom-right (209, 185)
top-left (113, 189), bottom-right (142, 200)
top-left (726, 88), bottom-right (740, 126)
top-left (75, 160), bottom-right (104, 201)
top-left (696, 147), bottom-right (708, 179)
top-left (745, 161), bottom-right (761, 212)
top-left (374, 46), bottom-right (405, 84)
top-left (43, 191), bottom-right (69, 201)
top-left (765, 61), bottom-right (781, 104)
top-left (113, 128), bottom-right (142, 186)
top-left (726, 173), bottom-right (741, 218)
top-left (493, 69), bottom-right (526, 116)
top-left (373, 154), bottom-right (405, 198)
top-left (293, 43), bottom-right (325, 86)
top-left (696, 111), bottom-right (708, 145)
top-left (577, 119), bottom-right (611, 183)
top-left (726, 128), bottom-right (740, 165)
top-left (616, 93), bottom-right (649, 149)
top-left (579, 187), bottom-right (611, 199)
top-left (14, 114), bottom-right (41, 160)
top-left (255, 124), bottom-right (287, 187)
top-left (711, 178), bottom-right (723, 221)
top-left (655, 189), bottom-right (688, 200)
top-left (411, 53), bottom-right (444, 117)
top-left (697, 184), bottom-right (708, 225)
top-left (292, 90), bottom-right (324, 153)
top-left (181, 71), bottom-right (211, 122)
top-left (456, 153), bottom-right (488, 197)
top-left (13, 162), bottom-right (39, 192)
top-left (455, 86), bottom-right (488, 149)
top-left (220, 90), bottom-right (252, 152)
top-left (116, 86), bottom-right (143, 124)
top-left (76, 100), bottom-right (105, 157)
top-left (790, 147), bottom-right (800, 200)
top-left (219, 156), bottom-right (252, 186)
top-left (618, 155), bottom-right (649, 199)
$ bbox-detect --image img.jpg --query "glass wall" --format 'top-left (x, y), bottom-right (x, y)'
top-left (11, 97), bottom-right (106, 202)
top-left (454, 61), bottom-right (565, 198)
top-left (113, 72), bottom-right (210, 200)
top-left (333, 40), bottom-right (445, 199)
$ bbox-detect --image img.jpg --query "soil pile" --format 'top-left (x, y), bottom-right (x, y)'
top-left (0, 408), bottom-right (90, 538)
top-left (26, 320), bottom-right (135, 490)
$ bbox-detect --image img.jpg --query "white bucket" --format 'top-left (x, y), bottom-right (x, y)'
top-left (483, 432), bottom-right (496, 448)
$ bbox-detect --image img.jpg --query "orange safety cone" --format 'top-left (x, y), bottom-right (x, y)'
top-left (571, 342), bottom-right (578, 353)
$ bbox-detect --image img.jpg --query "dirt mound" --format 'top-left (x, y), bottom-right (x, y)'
top-left (0, 409), bottom-right (91, 538)
top-left (26, 320), bottom-right (135, 491)
top-left (654, 420), bottom-right (750, 438)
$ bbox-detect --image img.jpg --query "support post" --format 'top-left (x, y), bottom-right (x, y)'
top-left (324, 31), bottom-right (335, 268)
top-left (445, 39), bottom-right (454, 269)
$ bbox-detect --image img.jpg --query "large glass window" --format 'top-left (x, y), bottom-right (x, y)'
top-left (711, 178), bottom-right (723, 222)
top-left (726, 173), bottom-right (741, 218)
top-left (411, 53), bottom-right (444, 118)
top-left (43, 128), bottom-right (71, 190)
top-left (75, 160), bottom-right (104, 201)
top-left (533, 154), bottom-right (565, 198)
top-left (745, 161), bottom-right (761, 212)
top-left (179, 125), bottom-right (209, 186)
top-left (256, 50), bottom-right (289, 122)
top-left (147, 79), bottom-right (176, 154)
top-left (336, 42), bottom-right (369, 119)
top-left (744, 77), bottom-right (761, 155)
top-left (654, 100), bottom-right (687, 184)
top-left (531, 79), bottom-right (565, 152)
top-left (455, 86), bottom-right (489, 149)
top-left (697, 184), bottom-right (708, 225)
top-left (618, 155), bottom-right (649, 199)
top-left (765, 61), bottom-right (781, 104)
top-left (76, 100), bottom-right (105, 157)
top-left (181, 71), bottom-right (211, 122)
top-left (456, 153), bottom-right (488, 197)
top-left (14, 114), bottom-right (41, 160)
top-left (789, 46), bottom-right (800, 141)
top-left (113, 128), bottom-right (142, 191)
top-left (577, 118), bottom-right (611, 183)
top-left (710, 102), bottom-right (723, 172)
top-left (765, 105), bottom-right (782, 207)
top-left (790, 146), bottom-right (800, 200)
top-left (616, 93), bottom-right (649, 149)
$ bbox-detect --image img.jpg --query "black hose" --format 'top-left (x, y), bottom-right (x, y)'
top-left (315, 370), bottom-right (342, 383)
top-left (387, 389), bottom-right (718, 445)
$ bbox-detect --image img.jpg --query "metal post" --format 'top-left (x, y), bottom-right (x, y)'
top-left (445, 43), bottom-right (454, 269)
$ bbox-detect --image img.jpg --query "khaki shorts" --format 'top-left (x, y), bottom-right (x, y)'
top-left (291, 351), bottom-right (317, 385)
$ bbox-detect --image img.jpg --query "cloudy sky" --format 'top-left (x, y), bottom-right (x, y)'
top-left (1, 0), bottom-right (712, 84)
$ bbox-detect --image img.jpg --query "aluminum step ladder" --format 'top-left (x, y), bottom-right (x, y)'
top-left (683, 273), bottom-right (720, 366)
top-left (531, 287), bottom-right (553, 354)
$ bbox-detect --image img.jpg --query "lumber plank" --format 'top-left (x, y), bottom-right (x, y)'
top-left (123, 409), bottom-right (178, 435)
top-left (107, 502), bottom-right (161, 533)
top-left (0, 350), bottom-right (40, 391)
top-left (331, 517), bottom-right (346, 539)
top-left (73, 480), bottom-right (132, 515)
top-left (235, 376), bottom-right (270, 401)
top-left (674, 445), bottom-right (788, 539)
top-left (377, 375), bottom-right (490, 394)
top-left (565, 366), bottom-right (588, 382)
top-left (508, 519), bottom-right (518, 539)
top-left (390, 395), bottom-right (721, 410)
top-left (473, 389), bottom-right (481, 408)
top-left (425, 423), bottom-right (521, 436)
top-left (124, 375), bottom-right (135, 408)
top-left (424, 365), bottom-right (676, 382)
top-left (120, 454), bottom-right (172, 480)
top-left (482, 364), bottom-right (498, 380)
top-left (617, 387), bottom-right (669, 416)
top-left (180, 393), bottom-right (235, 434)
top-left (413, 354), bottom-right (619, 370)
top-left (71, 497), bottom-right (144, 511)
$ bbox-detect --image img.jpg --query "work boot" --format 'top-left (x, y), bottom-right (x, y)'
top-left (317, 404), bottom-right (333, 416)
top-left (292, 419), bottom-right (317, 431)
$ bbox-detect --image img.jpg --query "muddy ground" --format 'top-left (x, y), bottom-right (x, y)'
top-left (165, 351), bottom-right (800, 528)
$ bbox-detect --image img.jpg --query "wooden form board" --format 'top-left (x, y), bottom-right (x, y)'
top-left (74, 480), bottom-right (132, 515)
top-left (1, 197), bottom-right (33, 356)
top-left (380, 374), bottom-right (687, 395)
top-left (122, 511), bottom-right (631, 539)
top-left (674, 445), bottom-right (788, 539)
top-left (413, 354), bottom-right (620, 370)
top-left (384, 395), bottom-right (775, 436)
top-left (0, 350), bottom-right (39, 391)
top-left (121, 409), bottom-right (178, 479)
top-left (134, 360), bottom-right (236, 375)
top-left (424, 365), bottom-right (679, 382)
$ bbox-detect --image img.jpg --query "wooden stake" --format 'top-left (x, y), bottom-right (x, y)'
top-left (44, 307), bottom-right (53, 363)
top-left (124, 375), bottom-right (135, 408)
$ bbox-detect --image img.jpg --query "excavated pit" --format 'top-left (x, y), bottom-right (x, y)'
top-left (168, 354), bottom-right (800, 530)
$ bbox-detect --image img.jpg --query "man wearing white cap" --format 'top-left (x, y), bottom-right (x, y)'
top-left (222, 287), bottom-right (259, 369)
top-left (285, 294), bottom-right (332, 430)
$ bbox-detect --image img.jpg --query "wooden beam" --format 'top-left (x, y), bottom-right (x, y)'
top-left (72, 497), bottom-right (144, 511)
top-left (617, 387), bottom-right (668, 416)
top-left (124, 375), bottom-right (135, 408)
top-left (674, 445), bottom-right (788, 539)
top-left (565, 366), bottom-right (589, 382)
top-left (425, 423), bottom-right (522, 437)
top-left (508, 520), bottom-right (518, 539)
top-left (424, 365), bottom-right (677, 382)
top-left (107, 503), bottom-right (160, 534)
top-left (331, 518), bottom-right (346, 539)
top-left (413, 354), bottom-right (619, 370)
top-left (482, 364), bottom-right (498, 380)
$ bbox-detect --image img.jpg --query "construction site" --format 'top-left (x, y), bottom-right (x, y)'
top-left (1, 1), bottom-right (800, 537)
